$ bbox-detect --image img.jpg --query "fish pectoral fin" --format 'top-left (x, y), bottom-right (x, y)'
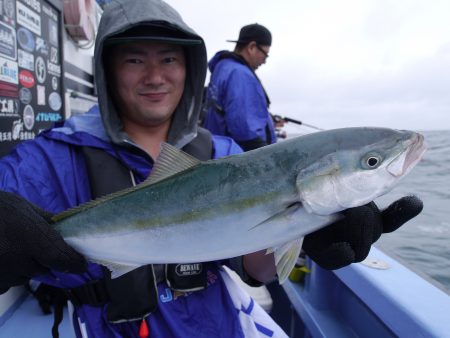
top-left (143, 142), bottom-right (201, 186)
top-left (250, 202), bottom-right (302, 230)
top-left (92, 259), bottom-right (140, 279)
top-left (272, 237), bottom-right (304, 284)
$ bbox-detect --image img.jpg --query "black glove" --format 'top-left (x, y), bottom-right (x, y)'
top-left (302, 195), bottom-right (423, 270)
top-left (0, 191), bottom-right (87, 294)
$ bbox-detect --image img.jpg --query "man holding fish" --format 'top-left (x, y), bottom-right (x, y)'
top-left (0, 0), bottom-right (423, 337)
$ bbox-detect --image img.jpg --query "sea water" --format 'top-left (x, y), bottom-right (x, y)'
top-left (375, 130), bottom-right (450, 292)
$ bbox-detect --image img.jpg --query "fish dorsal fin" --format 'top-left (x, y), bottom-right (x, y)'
top-left (52, 143), bottom-right (201, 223)
top-left (143, 142), bottom-right (201, 186)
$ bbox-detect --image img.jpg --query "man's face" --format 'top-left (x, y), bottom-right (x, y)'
top-left (248, 43), bottom-right (270, 70)
top-left (109, 41), bottom-right (186, 128)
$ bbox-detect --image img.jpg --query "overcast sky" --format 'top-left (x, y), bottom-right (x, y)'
top-left (165, 0), bottom-right (450, 131)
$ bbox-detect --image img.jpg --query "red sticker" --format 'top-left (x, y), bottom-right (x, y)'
top-left (19, 70), bottom-right (35, 88)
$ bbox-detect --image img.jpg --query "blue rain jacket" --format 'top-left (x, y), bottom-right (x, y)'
top-left (203, 51), bottom-right (277, 149)
top-left (0, 106), bottom-right (252, 338)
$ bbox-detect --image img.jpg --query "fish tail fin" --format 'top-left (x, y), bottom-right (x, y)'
top-left (271, 237), bottom-right (304, 284)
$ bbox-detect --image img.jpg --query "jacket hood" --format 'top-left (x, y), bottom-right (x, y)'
top-left (94, 0), bottom-right (207, 149)
top-left (208, 50), bottom-right (251, 73)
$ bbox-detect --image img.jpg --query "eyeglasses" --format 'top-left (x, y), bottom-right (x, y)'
top-left (256, 44), bottom-right (269, 58)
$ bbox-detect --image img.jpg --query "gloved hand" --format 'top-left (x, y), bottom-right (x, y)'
top-left (0, 191), bottom-right (87, 294)
top-left (302, 195), bottom-right (423, 270)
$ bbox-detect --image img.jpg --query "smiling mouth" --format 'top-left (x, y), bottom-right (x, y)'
top-left (140, 92), bottom-right (167, 101)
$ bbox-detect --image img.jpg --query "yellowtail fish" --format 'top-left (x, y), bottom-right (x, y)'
top-left (52, 127), bottom-right (426, 282)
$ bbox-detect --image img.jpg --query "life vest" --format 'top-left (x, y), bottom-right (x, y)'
top-left (64, 128), bottom-right (214, 323)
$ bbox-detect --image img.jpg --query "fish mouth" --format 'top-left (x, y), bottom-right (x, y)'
top-left (387, 132), bottom-right (427, 177)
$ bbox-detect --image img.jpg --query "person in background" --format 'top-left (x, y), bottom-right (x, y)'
top-left (203, 23), bottom-right (278, 151)
top-left (0, 1), bottom-right (423, 337)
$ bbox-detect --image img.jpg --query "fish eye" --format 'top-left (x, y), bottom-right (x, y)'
top-left (367, 157), bottom-right (379, 167)
top-left (362, 153), bottom-right (382, 169)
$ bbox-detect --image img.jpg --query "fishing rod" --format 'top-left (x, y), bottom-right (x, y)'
top-left (272, 114), bottom-right (324, 131)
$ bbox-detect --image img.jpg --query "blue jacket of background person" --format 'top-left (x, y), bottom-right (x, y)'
top-left (203, 51), bottom-right (277, 151)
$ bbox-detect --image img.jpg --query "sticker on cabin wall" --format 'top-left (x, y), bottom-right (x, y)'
top-left (48, 17), bottom-right (58, 47)
top-left (51, 76), bottom-right (57, 90)
top-left (22, 104), bottom-right (34, 130)
top-left (37, 84), bottom-right (45, 105)
top-left (0, 56), bottom-right (18, 84)
top-left (35, 55), bottom-right (46, 83)
top-left (47, 60), bottom-right (60, 77)
top-left (35, 36), bottom-right (48, 55)
top-left (0, 96), bottom-right (19, 117)
top-left (0, 130), bottom-right (12, 141)
top-left (16, 1), bottom-right (41, 36)
top-left (48, 91), bottom-right (61, 111)
top-left (1, 0), bottom-right (16, 26)
top-left (0, 80), bottom-right (18, 97)
top-left (8, 121), bottom-right (34, 141)
top-left (18, 49), bottom-right (34, 71)
top-left (42, 4), bottom-right (57, 22)
top-left (0, 21), bottom-right (16, 60)
top-left (50, 46), bottom-right (57, 64)
top-left (17, 27), bottom-right (35, 52)
top-left (19, 69), bottom-right (35, 87)
top-left (0, 0), bottom-right (64, 157)
top-left (35, 111), bottom-right (61, 122)
top-left (12, 119), bottom-right (23, 140)
top-left (20, 0), bottom-right (41, 13)
top-left (19, 87), bottom-right (32, 104)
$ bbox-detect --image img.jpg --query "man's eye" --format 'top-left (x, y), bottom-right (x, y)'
top-left (163, 57), bottom-right (176, 64)
top-left (126, 58), bottom-right (142, 64)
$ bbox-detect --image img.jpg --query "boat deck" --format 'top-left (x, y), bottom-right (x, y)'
top-left (0, 292), bottom-right (73, 338)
